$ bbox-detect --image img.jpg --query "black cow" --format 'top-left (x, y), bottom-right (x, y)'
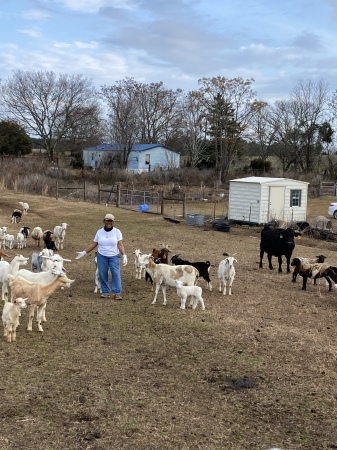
top-left (259, 225), bottom-right (301, 273)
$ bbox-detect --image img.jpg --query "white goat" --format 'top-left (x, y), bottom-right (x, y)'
top-left (218, 256), bottom-right (237, 295)
top-left (133, 249), bottom-right (152, 279)
top-left (8, 272), bottom-right (74, 332)
top-left (175, 280), bottom-right (205, 310)
top-left (5, 234), bottom-right (14, 250)
top-left (31, 227), bottom-right (43, 247)
top-left (16, 232), bottom-right (25, 249)
top-left (93, 254), bottom-right (101, 293)
top-left (0, 254), bottom-right (29, 301)
top-left (31, 252), bottom-right (43, 272)
top-left (4, 234), bottom-right (14, 250)
top-left (53, 223), bottom-right (68, 250)
top-left (2, 297), bottom-right (27, 342)
top-left (0, 227), bottom-right (8, 250)
top-left (40, 249), bottom-right (54, 272)
top-left (18, 202), bottom-right (29, 215)
top-left (147, 258), bottom-right (199, 305)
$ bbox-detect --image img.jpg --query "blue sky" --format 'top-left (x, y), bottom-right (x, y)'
top-left (1, 0), bottom-right (337, 102)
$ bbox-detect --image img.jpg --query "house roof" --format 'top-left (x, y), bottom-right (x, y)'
top-left (83, 143), bottom-right (179, 153)
top-left (230, 176), bottom-right (309, 185)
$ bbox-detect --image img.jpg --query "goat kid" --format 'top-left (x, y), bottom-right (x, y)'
top-left (93, 253), bottom-right (101, 293)
top-left (2, 297), bottom-right (27, 342)
top-left (133, 249), bottom-right (152, 279)
top-left (0, 227), bottom-right (8, 250)
top-left (19, 202), bottom-right (29, 215)
top-left (217, 255), bottom-right (237, 295)
top-left (53, 223), bottom-right (68, 250)
top-left (175, 280), bottom-right (205, 310)
top-left (11, 209), bottom-right (22, 224)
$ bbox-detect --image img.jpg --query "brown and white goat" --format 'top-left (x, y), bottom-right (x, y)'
top-left (7, 272), bottom-right (74, 332)
top-left (147, 257), bottom-right (199, 305)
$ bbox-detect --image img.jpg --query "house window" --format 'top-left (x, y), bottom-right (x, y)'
top-left (91, 152), bottom-right (94, 161)
top-left (290, 189), bottom-right (301, 207)
top-left (145, 154), bottom-right (150, 165)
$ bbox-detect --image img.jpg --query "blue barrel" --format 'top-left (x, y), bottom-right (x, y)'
top-left (138, 204), bottom-right (149, 213)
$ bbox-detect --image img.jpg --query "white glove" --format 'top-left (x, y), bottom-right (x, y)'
top-left (76, 251), bottom-right (87, 259)
top-left (122, 254), bottom-right (128, 266)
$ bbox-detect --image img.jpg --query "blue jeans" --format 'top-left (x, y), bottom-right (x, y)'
top-left (96, 253), bottom-right (122, 295)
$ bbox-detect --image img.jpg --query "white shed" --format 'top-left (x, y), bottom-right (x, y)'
top-left (228, 176), bottom-right (309, 225)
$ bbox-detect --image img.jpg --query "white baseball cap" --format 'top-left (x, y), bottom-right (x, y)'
top-left (104, 214), bottom-right (115, 221)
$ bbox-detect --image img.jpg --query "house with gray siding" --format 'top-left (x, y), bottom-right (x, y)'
top-left (82, 143), bottom-right (180, 172)
top-left (228, 176), bottom-right (308, 225)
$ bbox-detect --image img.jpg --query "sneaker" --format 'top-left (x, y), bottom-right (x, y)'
top-left (114, 294), bottom-right (123, 300)
top-left (100, 294), bottom-right (110, 299)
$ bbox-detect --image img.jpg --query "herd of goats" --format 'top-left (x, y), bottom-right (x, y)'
top-left (0, 202), bottom-right (73, 342)
top-left (0, 200), bottom-right (336, 344)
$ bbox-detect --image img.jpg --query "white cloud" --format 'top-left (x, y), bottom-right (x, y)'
top-left (54, 0), bottom-right (137, 13)
top-left (21, 9), bottom-right (50, 20)
top-left (74, 41), bottom-right (99, 49)
top-left (18, 29), bottom-right (41, 38)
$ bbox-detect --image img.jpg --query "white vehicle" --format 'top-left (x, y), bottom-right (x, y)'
top-left (328, 202), bottom-right (337, 219)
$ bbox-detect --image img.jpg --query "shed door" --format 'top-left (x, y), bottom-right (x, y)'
top-left (268, 186), bottom-right (285, 221)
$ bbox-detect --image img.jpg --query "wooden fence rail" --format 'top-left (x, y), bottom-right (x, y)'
top-left (56, 181), bottom-right (87, 201)
top-left (319, 181), bottom-right (337, 196)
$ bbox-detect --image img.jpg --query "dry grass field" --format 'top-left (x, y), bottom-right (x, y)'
top-left (1, 190), bottom-right (337, 450)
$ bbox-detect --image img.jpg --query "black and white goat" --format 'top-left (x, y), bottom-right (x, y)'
top-left (11, 209), bottom-right (22, 224)
top-left (290, 258), bottom-right (336, 291)
top-left (171, 254), bottom-right (212, 291)
top-left (43, 230), bottom-right (58, 251)
top-left (19, 226), bottom-right (30, 248)
top-left (292, 255), bottom-right (327, 282)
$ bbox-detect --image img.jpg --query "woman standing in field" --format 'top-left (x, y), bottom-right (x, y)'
top-left (75, 213), bottom-right (127, 300)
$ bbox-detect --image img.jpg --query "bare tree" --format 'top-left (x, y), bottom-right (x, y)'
top-left (100, 78), bottom-right (141, 168)
top-left (197, 76), bottom-right (258, 182)
top-left (179, 91), bottom-right (209, 167)
top-left (247, 101), bottom-right (276, 161)
top-left (269, 79), bottom-right (330, 173)
top-left (0, 71), bottom-right (98, 162)
top-left (137, 81), bottom-right (183, 144)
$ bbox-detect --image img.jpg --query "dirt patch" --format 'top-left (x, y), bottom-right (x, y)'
top-left (1, 192), bottom-right (337, 449)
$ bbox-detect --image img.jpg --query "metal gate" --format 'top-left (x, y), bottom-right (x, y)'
top-left (119, 189), bottom-right (160, 213)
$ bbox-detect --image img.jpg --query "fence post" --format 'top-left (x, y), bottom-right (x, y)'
top-left (56, 180), bottom-right (59, 200)
top-left (160, 191), bottom-right (164, 215)
top-left (182, 192), bottom-right (186, 218)
top-left (83, 181), bottom-right (86, 201)
top-left (116, 183), bottom-right (121, 207)
top-left (98, 181), bottom-right (101, 204)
